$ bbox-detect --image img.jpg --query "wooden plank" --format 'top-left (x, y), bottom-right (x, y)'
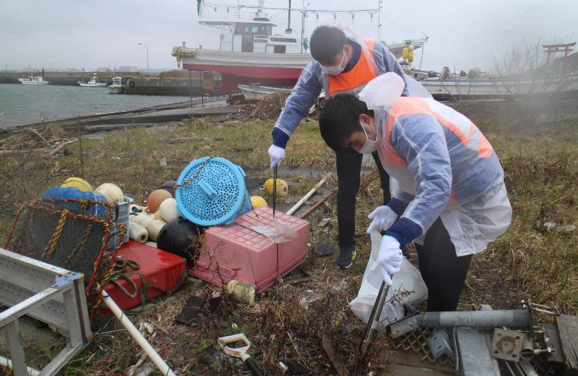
top-left (556, 314), bottom-right (578, 374)
top-left (383, 363), bottom-right (451, 376)
top-left (321, 331), bottom-right (349, 376)
top-left (382, 349), bottom-right (455, 376)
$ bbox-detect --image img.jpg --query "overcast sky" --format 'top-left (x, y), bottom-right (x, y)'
top-left (1, 0), bottom-right (576, 73)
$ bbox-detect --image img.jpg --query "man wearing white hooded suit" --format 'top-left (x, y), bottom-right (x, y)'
top-left (318, 73), bottom-right (512, 311)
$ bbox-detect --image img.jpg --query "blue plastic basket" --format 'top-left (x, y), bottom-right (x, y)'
top-left (175, 156), bottom-right (252, 226)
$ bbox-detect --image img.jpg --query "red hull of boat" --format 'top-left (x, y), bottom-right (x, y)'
top-left (183, 63), bottom-right (303, 91)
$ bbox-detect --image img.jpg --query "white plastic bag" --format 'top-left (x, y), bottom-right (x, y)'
top-left (349, 231), bottom-right (428, 327)
top-left (251, 218), bottom-right (298, 243)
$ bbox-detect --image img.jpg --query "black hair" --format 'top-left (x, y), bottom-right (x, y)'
top-left (310, 26), bottom-right (347, 64)
top-left (319, 94), bottom-right (373, 151)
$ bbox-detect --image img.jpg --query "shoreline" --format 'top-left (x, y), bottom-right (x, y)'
top-left (0, 96), bottom-right (240, 136)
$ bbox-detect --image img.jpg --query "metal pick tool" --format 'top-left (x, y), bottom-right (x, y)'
top-left (272, 165), bottom-right (277, 219)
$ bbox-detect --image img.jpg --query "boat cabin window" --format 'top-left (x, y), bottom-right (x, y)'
top-left (274, 45), bottom-right (286, 54)
top-left (235, 23), bottom-right (271, 36)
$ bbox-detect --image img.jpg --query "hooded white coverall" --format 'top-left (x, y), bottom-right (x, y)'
top-left (374, 97), bottom-right (512, 257)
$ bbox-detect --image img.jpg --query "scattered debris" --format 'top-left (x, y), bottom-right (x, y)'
top-left (227, 279), bottom-right (256, 306)
top-left (533, 220), bottom-right (576, 233)
top-left (174, 295), bottom-right (226, 326)
top-left (244, 91), bottom-right (291, 121)
top-left (321, 331), bottom-right (349, 376)
top-left (558, 224), bottom-right (576, 233)
top-left (282, 268), bottom-right (310, 285)
top-left (0, 124), bottom-right (73, 156)
top-left (313, 243), bottom-right (335, 257)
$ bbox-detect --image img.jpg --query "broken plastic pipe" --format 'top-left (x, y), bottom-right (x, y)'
top-left (286, 175), bottom-right (330, 216)
top-left (101, 290), bottom-right (176, 376)
top-left (0, 356), bottom-right (40, 376)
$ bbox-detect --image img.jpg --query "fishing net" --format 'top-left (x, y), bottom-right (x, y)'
top-left (3, 197), bottom-right (126, 317)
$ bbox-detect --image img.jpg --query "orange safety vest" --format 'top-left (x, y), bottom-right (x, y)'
top-left (328, 39), bottom-right (377, 97)
top-left (378, 97), bottom-right (494, 205)
top-left (381, 97), bottom-right (493, 167)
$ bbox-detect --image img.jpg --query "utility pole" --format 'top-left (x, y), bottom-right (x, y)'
top-left (377, 0), bottom-right (382, 42)
top-left (138, 43), bottom-right (149, 75)
top-left (300, 1), bottom-right (308, 53)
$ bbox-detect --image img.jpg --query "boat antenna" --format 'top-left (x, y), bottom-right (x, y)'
top-left (377, 0), bottom-right (382, 42)
top-left (286, 0), bottom-right (292, 34)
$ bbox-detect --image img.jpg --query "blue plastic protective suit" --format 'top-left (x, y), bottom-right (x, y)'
top-left (361, 74), bottom-right (512, 256)
top-left (272, 29), bottom-right (431, 148)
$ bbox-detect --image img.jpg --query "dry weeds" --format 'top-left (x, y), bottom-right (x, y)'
top-left (0, 100), bottom-right (577, 375)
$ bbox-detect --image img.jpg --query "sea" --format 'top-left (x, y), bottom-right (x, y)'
top-left (0, 84), bottom-right (191, 128)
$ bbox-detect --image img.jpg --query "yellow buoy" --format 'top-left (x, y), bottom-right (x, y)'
top-left (402, 47), bottom-right (409, 60)
top-left (250, 196), bottom-right (268, 209)
top-left (61, 177), bottom-right (92, 192)
top-left (408, 50), bottom-right (414, 63)
top-left (263, 179), bottom-right (289, 197)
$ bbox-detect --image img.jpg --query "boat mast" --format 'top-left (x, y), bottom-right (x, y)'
top-left (377, 0), bottom-right (382, 42)
top-left (286, 0), bottom-right (292, 34)
top-left (300, 0), bottom-right (307, 53)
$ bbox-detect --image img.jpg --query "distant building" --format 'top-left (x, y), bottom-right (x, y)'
top-left (98, 67), bottom-right (111, 72)
top-left (118, 66), bottom-right (139, 72)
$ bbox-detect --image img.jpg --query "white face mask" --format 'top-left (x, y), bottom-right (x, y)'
top-left (359, 120), bottom-right (378, 154)
top-left (320, 49), bottom-right (346, 75)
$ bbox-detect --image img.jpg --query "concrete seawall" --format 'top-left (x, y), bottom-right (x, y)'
top-left (0, 71), bottom-right (137, 86)
top-left (0, 71), bottom-right (220, 96)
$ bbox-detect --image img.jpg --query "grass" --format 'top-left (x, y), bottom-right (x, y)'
top-left (0, 99), bottom-right (577, 374)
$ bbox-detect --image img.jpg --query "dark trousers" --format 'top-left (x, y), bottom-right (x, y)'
top-left (335, 148), bottom-right (390, 248)
top-left (415, 218), bottom-right (473, 312)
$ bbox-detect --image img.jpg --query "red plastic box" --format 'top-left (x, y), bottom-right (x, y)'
top-left (102, 241), bottom-right (186, 314)
top-left (189, 206), bottom-right (309, 291)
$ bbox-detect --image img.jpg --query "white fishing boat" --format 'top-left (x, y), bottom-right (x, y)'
top-left (108, 76), bottom-right (124, 94)
top-left (78, 74), bottom-right (107, 87)
top-left (239, 73), bottom-right (578, 101)
top-left (420, 74), bottom-right (578, 99)
top-left (18, 75), bottom-right (49, 85)
top-left (172, 0), bottom-right (425, 92)
top-left (238, 84), bottom-right (292, 100)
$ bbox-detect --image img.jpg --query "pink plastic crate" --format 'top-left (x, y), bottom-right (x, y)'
top-left (189, 206), bottom-right (309, 291)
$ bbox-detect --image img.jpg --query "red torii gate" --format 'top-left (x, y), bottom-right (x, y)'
top-left (542, 42), bottom-right (576, 74)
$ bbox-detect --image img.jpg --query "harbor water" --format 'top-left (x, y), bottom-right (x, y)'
top-left (0, 84), bottom-right (191, 128)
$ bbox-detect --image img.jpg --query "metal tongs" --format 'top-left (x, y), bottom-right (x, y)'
top-left (358, 281), bottom-right (389, 360)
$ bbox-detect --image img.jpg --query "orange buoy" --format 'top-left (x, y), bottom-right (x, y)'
top-left (146, 189), bottom-right (172, 213)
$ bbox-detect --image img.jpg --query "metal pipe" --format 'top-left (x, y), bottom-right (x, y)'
top-left (101, 290), bottom-right (176, 376)
top-left (0, 355), bottom-right (40, 376)
top-left (419, 310), bottom-right (532, 329)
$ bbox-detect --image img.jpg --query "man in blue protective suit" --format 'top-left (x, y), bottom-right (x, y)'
top-left (317, 73), bottom-right (512, 311)
top-left (268, 25), bottom-right (431, 269)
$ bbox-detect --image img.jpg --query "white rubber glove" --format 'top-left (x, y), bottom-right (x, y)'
top-left (367, 205), bottom-right (398, 234)
top-left (378, 235), bottom-right (404, 286)
top-left (268, 144), bottom-right (285, 168)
